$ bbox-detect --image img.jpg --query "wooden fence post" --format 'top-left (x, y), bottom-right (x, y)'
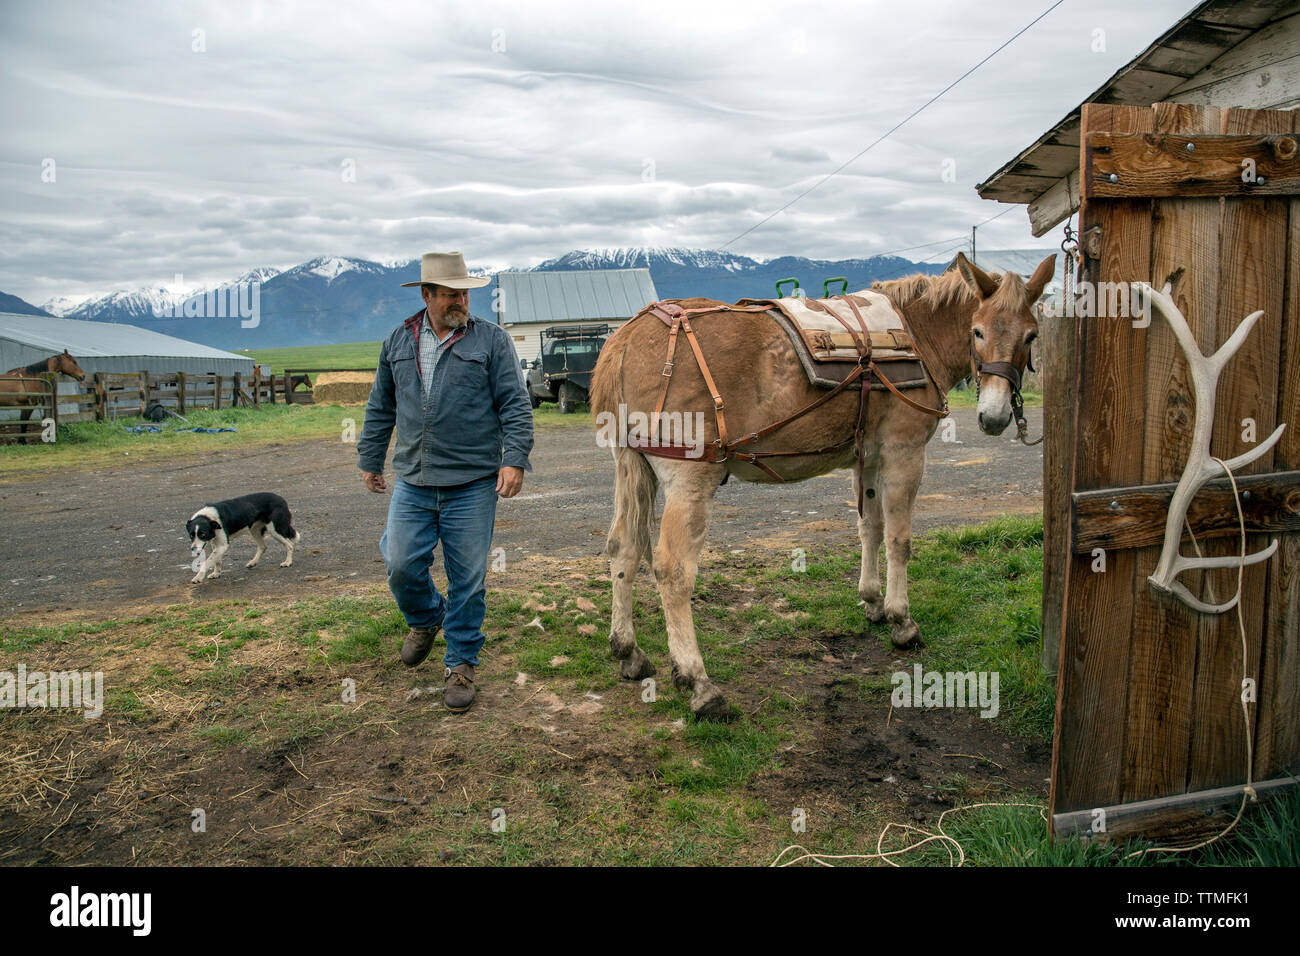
top-left (43, 373), bottom-right (58, 437)
top-left (214, 375), bottom-right (223, 410)
top-left (139, 371), bottom-right (149, 416)
top-left (94, 372), bottom-right (106, 421)
top-left (233, 372), bottom-right (242, 407)
top-left (176, 372), bottom-right (186, 414)
top-left (252, 366), bottom-right (261, 407)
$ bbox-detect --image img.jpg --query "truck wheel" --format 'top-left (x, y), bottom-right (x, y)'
top-left (558, 381), bottom-right (582, 414)
top-left (530, 394), bottom-right (541, 409)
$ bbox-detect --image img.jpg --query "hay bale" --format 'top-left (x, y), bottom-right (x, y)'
top-left (313, 372), bottom-right (375, 404)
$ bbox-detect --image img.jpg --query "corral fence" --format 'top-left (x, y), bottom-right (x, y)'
top-left (1044, 103), bottom-right (1300, 842)
top-left (0, 366), bottom-right (330, 443)
top-left (0, 375), bottom-right (56, 443)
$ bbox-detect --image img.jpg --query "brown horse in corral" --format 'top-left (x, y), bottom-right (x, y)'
top-left (591, 252), bottom-right (1055, 720)
top-left (1, 349), bottom-right (87, 443)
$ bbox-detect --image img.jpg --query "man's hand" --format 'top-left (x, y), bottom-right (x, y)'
top-left (362, 470), bottom-right (388, 493)
top-left (496, 465), bottom-right (524, 499)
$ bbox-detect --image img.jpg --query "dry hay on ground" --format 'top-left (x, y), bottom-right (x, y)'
top-left (313, 372), bottom-right (374, 404)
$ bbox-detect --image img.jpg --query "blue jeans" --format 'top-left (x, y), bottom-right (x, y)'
top-left (380, 474), bottom-right (498, 668)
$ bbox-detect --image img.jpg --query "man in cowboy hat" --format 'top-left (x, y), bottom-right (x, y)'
top-left (357, 251), bottom-right (534, 712)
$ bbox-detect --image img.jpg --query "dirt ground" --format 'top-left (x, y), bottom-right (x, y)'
top-left (0, 407), bottom-right (1042, 618)
top-left (0, 608), bottom-right (1050, 866)
top-left (0, 409), bottom-right (1049, 864)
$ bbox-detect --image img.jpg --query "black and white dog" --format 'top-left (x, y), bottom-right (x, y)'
top-left (186, 493), bottom-right (300, 584)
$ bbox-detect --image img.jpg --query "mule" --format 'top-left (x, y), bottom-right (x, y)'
top-left (1, 350), bottom-right (86, 443)
top-left (591, 252), bottom-right (1055, 720)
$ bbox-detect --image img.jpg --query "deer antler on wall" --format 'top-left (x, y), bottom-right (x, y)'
top-left (1131, 282), bottom-right (1286, 615)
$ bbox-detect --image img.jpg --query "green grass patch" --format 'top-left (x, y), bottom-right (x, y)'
top-left (244, 341), bottom-right (382, 375)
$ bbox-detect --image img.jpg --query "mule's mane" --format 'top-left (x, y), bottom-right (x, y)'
top-left (876, 265), bottom-right (1036, 315)
top-left (22, 358), bottom-right (51, 374)
top-left (872, 269), bottom-right (974, 312)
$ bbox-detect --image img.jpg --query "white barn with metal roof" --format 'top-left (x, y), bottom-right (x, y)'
top-left (493, 269), bottom-right (659, 365)
top-left (0, 312), bottom-right (257, 376)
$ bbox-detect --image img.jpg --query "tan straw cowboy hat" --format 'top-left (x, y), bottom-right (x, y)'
top-left (400, 251), bottom-right (491, 289)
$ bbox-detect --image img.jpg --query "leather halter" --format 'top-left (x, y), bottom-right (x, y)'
top-left (970, 338), bottom-right (1041, 446)
top-left (631, 298), bottom-right (949, 517)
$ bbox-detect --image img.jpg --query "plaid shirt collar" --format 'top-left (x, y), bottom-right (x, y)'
top-left (405, 309), bottom-right (472, 386)
top-left (404, 308), bottom-right (473, 346)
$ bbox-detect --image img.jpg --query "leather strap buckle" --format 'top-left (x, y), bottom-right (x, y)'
top-left (662, 362), bottom-right (674, 377)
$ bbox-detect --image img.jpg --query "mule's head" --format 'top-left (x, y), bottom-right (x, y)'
top-left (954, 252), bottom-right (1055, 435)
top-left (56, 349), bottom-right (87, 382)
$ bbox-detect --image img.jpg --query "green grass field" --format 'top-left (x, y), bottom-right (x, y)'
top-left (2, 512), bottom-right (1293, 865)
top-left (243, 341), bottom-right (383, 374)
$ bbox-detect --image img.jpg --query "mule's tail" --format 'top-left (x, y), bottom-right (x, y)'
top-left (609, 446), bottom-right (657, 566)
top-left (592, 320), bottom-right (657, 566)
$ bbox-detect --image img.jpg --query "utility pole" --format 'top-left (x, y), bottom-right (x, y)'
top-left (971, 225), bottom-right (977, 264)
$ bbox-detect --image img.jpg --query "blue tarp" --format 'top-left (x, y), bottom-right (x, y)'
top-left (123, 425), bottom-right (236, 434)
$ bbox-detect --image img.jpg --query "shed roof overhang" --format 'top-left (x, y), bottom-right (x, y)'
top-left (976, 0), bottom-right (1300, 236)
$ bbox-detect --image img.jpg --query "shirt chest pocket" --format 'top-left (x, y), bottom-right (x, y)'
top-left (388, 343), bottom-right (418, 391)
top-left (447, 350), bottom-right (489, 390)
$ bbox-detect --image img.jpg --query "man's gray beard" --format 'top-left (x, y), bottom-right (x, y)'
top-left (445, 309), bottom-right (469, 330)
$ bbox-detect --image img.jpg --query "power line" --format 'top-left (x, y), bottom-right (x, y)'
top-left (977, 205), bottom-right (1017, 227)
top-left (870, 234), bottom-right (969, 259)
top-left (722, 0), bottom-right (1067, 249)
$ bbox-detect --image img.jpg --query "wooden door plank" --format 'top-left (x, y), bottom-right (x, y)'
top-left (1187, 107), bottom-right (1289, 793)
top-left (1125, 103), bottom-right (1220, 805)
top-left (1254, 106), bottom-right (1300, 780)
top-left (1042, 262), bottom-right (1076, 675)
top-left (1052, 103), bottom-right (1154, 815)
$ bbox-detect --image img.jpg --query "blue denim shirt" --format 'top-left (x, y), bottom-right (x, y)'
top-left (357, 311), bottom-right (534, 486)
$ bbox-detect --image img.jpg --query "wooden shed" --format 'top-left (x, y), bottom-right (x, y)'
top-left (976, 0), bottom-right (1300, 843)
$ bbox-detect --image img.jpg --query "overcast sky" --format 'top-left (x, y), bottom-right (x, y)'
top-left (0, 0), bottom-right (1195, 304)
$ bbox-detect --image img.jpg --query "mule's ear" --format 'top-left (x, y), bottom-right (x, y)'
top-left (1026, 254), bottom-right (1057, 303)
top-left (956, 255), bottom-right (998, 301)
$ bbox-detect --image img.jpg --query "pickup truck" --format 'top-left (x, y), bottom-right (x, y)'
top-left (523, 324), bottom-right (611, 413)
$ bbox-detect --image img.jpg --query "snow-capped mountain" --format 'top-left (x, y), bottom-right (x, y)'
top-left (281, 256), bottom-right (391, 283)
top-left (26, 246), bottom-right (1056, 350)
top-left (58, 287), bottom-right (186, 323)
top-left (39, 294), bottom-right (94, 316)
top-left (537, 247), bottom-right (760, 273)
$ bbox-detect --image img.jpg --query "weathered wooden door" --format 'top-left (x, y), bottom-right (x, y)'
top-left (1045, 102), bottom-right (1300, 841)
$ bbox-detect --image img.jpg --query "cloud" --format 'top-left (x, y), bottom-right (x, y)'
top-left (0, 0), bottom-right (1193, 303)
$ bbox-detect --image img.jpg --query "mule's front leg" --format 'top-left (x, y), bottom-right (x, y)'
top-left (854, 463), bottom-right (885, 622)
top-left (656, 491), bottom-right (732, 721)
top-left (881, 449), bottom-right (925, 648)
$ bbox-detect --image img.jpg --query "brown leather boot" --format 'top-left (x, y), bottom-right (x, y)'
top-left (400, 624), bottom-right (441, 667)
top-left (444, 664), bottom-right (476, 712)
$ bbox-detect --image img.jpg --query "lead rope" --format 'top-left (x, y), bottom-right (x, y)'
top-left (1003, 219), bottom-right (1081, 449)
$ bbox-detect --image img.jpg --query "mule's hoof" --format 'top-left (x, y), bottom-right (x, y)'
top-left (189, 576), bottom-right (203, 585)
top-left (861, 598), bottom-right (886, 623)
top-left (618, 647), bottom-right (656, 681)
top-left (890, 618), bottom-right (924, 649)
top-left (279, 560), bottom-right (292, 568)
top-left (691, 686), bottom-right (735, 722)
top-left (245, 560), bottom-right (259, 569)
